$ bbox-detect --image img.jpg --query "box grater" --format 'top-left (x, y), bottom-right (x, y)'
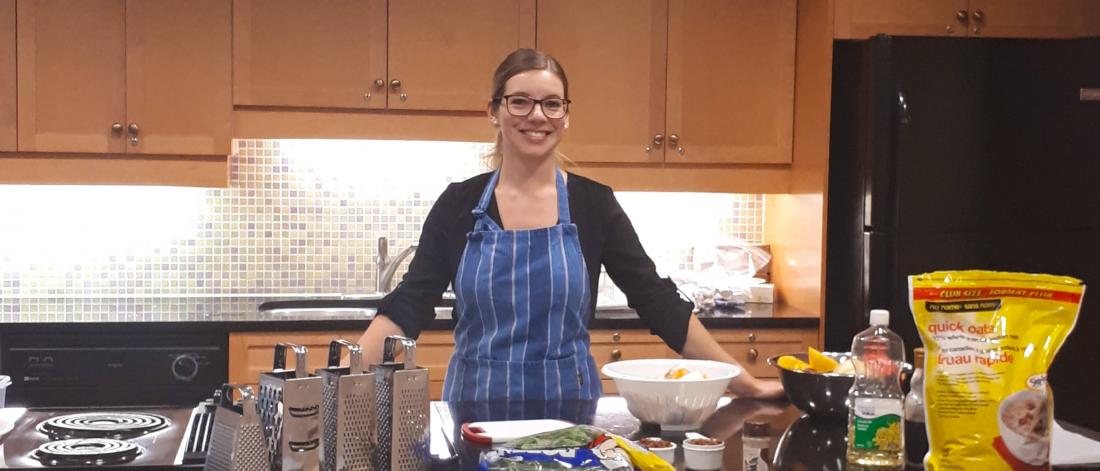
top-left (315, 339), bottom-right (377, 471)
top-left (204, 384), bottom-right (270, 471)
top-left (373, 335), bottom-right (430, 471)
top-left (258, 343), bottom-right (323, 471)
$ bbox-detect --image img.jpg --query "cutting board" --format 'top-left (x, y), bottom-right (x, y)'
top-left (461, 419), bottom-right (573, 445)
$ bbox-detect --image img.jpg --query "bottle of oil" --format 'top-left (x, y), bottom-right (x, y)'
top-left (847, 309), bottom-right (905, 468)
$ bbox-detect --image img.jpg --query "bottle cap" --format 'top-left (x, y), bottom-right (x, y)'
top-left (744, 421), bottom-right (770, 437)
top-left (869, 309), bottom-right (890, 326)
top-left (914, 347), bottom-right (925, 365)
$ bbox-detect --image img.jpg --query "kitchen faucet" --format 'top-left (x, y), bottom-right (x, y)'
top-left (377, 236), bottom-right (418, 293)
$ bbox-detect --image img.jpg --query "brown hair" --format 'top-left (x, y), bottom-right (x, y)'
top-left (486, 48), bottom-right (571, 169)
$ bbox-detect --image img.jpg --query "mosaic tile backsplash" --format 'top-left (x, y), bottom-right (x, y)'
top-left (0, 139), bottom-right (762, 320)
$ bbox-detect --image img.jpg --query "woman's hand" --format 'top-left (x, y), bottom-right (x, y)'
top-left (729, 375), bottom-right (786, 400)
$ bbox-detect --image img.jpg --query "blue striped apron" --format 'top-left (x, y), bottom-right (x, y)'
top-left (442, 169), bottom-right (602, 402)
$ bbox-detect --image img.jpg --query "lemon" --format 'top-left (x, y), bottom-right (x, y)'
top-left (777, 355), bottom-right (810, 372)
top-left (808, 347), bottom-right (839, 373)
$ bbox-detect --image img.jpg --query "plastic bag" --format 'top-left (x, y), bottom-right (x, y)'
top-left (910, 270), bottom-right (1085, 470)
top-left (479, 425), bottom-right (673, 471)
top-left (673, 238), bottom-right (771, 311)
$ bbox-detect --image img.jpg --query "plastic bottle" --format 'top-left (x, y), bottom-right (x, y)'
top-left (904, 347), bottom-right (928, 468)
top-left (846, 309), bottom-right (906, 468)
top-left (742, 421), bottom-right (771, 471)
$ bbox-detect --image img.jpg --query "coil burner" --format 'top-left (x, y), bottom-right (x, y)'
top-left (36, 412), bottom-right (171, 440)
top-left (32, 438), bottom-right (142, 467)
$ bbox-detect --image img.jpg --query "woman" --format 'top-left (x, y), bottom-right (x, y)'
top-left (357, 48), bottom-right (783, 402)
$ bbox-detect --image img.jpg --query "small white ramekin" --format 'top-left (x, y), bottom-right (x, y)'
top-left (640, 437), bottom-right (677, 464)
top-left (682, 439), bottom-right (725, 470)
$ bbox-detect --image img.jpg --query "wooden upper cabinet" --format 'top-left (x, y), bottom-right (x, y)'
top-left (17, 0), bottom-right (231, 156)
top-left (968, 0), bottom-right (1088, 38)
top-left (126, 0), bottom-right (232, 155)
top-left (835, 0), bottom-right (1091, 39)
top-left (233, 0), bottom-right (386, 109)
top-left (666, 0), bottom-right (795, 164)
top-left (0, 0), bottom-right (14, 151)
top-left (537, 0), bottom-right (667, 164)
top-left (17, 0), bottom-right (126, 153)
top-left (234, 0), bottom-right (534, 112)
top-left (538, 0), bottom-right (795, 165)
top-left (834, 0), bottom-right (969, 38)
top-left (388, 0), bottom-right (534, 111)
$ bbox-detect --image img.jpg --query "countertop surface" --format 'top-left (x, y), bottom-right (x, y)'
top-left (431, 397), bottom-right (1100, 470)
top-left (0, 296), bottom-right (819, 332)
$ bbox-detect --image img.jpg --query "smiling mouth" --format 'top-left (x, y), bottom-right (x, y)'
top-left (521, 130), bottom-right (551, 138)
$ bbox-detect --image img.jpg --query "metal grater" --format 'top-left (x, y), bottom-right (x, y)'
top-left (258, 343), bottom-right (323, 471)
top-left (204, 384), bottom-right (270, 471)
top-left (316, 339), bottom-right (377, 471)
top-left (372, 335), bottom-right (430, 471)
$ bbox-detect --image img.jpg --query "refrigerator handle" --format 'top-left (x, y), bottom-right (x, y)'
top-left (896, 89), bottom-right (911, 124)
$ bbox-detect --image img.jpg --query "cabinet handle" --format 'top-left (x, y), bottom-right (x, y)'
top-left (747, 332), bottom-right (756, 342)
top-left (128, 123), bottom-right (139, 146)
top-left (612, 332), bottom-right (621, 342)
top-left (374, 79), bottom-right (385, 89)
top-left (391, 79), bottom-right (408, 102)
top-left (610, 349), bottom-right (622, 361)
top-left (653, 134), bottom-right (664, 146)
top-left (955, 9), bottom-right (969, 23)
top-left (668, 133), bottom-right (684, 155)
top-left (971, 9), bottom-right (984, 22)
top-left (111, 122), bottom-right (123, 133)
top-left (747, 348), bottom-right (759, 361)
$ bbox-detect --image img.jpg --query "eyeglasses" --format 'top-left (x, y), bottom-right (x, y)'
top-left (495, 95), bottom-right (571, 119)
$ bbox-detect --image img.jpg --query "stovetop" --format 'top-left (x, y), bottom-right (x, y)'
top-left (0, 405), bottom-right (210, 469)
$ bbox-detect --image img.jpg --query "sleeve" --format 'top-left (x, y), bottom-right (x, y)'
top-left (599, 189), bottom-right (695, 353)
top-left (377, 184), bottom-right (457, 340)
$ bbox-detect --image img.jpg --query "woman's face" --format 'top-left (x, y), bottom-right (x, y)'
top-left (491, 69), bottom-right (569, 161)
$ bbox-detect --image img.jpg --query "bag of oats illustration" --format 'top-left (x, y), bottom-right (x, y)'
top-left (910, 270), bottom-right (1084, 471)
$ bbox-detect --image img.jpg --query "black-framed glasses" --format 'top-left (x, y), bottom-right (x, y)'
top-left (495, 95), bottom-right (571, 119)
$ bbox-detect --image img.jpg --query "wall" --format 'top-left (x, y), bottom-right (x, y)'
top-left (0, 139), bottom-right (764, 320)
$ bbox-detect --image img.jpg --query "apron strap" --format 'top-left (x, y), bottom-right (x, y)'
top-left (472, 169), bottom-right (573, 230)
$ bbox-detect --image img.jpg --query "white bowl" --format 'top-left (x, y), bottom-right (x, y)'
top-left (601, 359), bottom-right (740, 430)
top-left (997, 389), bottom-right (1051, 466)
top-left (638, 437), bottom-right (677, 463)
top-left (682, 438), bottom-right (726, 470)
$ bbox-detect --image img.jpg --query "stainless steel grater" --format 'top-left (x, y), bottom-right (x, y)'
top-left (316, 339), bottom-right (377, 471)
top-left (204, 384), bottom-right (270, 471)
top-left (258, 343), bottom-right (323, 471)
top-left (373, 335), bottom-right (430, 471)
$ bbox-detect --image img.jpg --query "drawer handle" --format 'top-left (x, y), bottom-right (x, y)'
top-left (747, 348), bottom-right (759, 361)
top-left (612, 332), bottom-right (621, 342)
top-left (747, 332), bottom-right (756, 342)
top-left (610, 349), bottom-right (622, 361)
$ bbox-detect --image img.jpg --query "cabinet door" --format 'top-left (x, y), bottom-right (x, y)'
top-left (126, 0), bottom-right (231, 155)
top-left (834, 0), bottom-right (970, 38)
top-left (969, 0), bottom-right (1086, 38)
top-left (233, 0), bottom-right (386, 109)
top-left (537, 0), bottom-right (667, 163)
top-left (666, 0), bottom-right (796, 164)
top-left (388, 0), bottom-right (534, 111)
top-left (17, 0), bottom-right (125, 153)
top-left (0, 0), bottom-right (14, 151)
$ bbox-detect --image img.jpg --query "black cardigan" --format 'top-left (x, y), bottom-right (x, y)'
top-left (378, 172), bottom-right (694, 352)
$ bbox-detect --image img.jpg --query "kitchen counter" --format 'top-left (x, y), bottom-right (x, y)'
top-left (0, 296), bottom-right (818, 333)
top-left (432, 397), bottom-right (1100, 470)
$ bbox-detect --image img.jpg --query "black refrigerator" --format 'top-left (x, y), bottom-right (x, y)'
top-left (826, 35), bottom-right (1100, 429)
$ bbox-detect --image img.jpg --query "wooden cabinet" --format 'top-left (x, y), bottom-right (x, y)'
top-left (0, 0), bottom-right (14, 152)
top-left (229, 330), bottom-right (454, 401)
top-left (15, 0), bottom-right (231, 155)
top-left (233, 0), bottom-right (534, 111)
top-left (590, 327), bottom-right (817, 394)
top-left (709, 328), bottom-right (817, 380)
top-left (537, 0), bottom-right (796, 165)
top-left (835, 0), bottom-right (1093, 39)
top-left (590, 329), bottom-right (676, 394)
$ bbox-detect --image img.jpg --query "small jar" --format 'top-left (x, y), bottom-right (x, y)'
top-left (638, 436), bottom-right (677, 464)
top-left (742, 421), bottom-right (771, 470)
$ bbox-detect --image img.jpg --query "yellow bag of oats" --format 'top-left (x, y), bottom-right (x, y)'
top-left (910, 270), bottom-right (1084, 471)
